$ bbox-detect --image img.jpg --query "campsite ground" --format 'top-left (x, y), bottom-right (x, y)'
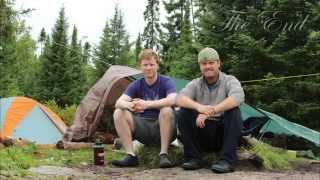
top-left (1, 143), bottom-right (319, 179)
top-left (28, 163), bottom-right (320, 180)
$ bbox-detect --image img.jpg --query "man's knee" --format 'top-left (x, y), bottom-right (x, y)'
top-left (113, 108), bottom-right (131, 122)
top-left (159, 107), bottom-right (174, 118)
top-left (224, 107), bottom-right (241, 122)
top-left (223, 107), bottom-right (243, 129)
top-left (176, 108), bottom-right (196, 124)
top-left (113, 108), bottom-right (122, 120)
top-left (225, 107), bottom-right (240, 116)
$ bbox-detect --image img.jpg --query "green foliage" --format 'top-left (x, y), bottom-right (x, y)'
top-left (244, 75), bottom-right (320, 129)
top-left (15, 32), bottom-right (38, 97)
top-left (142, 0), bottom-right (162, 50)
top-left (135, 142), bottom-right (298, 170)
top-left (36, 147), bottom-right (123, 174)
top-left (66, 25), bottom-right (87, 104)
top-left (295, 103), bottom-right (320, 130)
top-left (109, 6), bottom-right (132, 67)
top-left (83, 64), bottom-right (97, 91)
top-left (4, 78), bottom-right (24, 96)
top-left (37, 148), bottom-right (92, 166)
top-left (1, 0), bottom-right (319, 131)
top-left (136, 146), bottom-right (184, 168)
top-left (126, 49), bottom-right (138, 68)
top-left (94, 6), bottom-right (131, 80)
top-left (0, 142), bottom-right (311, 178)
top-left (0, 144), bottom-right (36, 177)
top-left (135, 145), bottom-right (217, 168)
top-left (44, 100), bottom-right (61, 115)
top-left (58, 105), bottom-right (77, 126)
top-left (37, 7), bottom-right (73, 106)
top-left (94, 21), bottom-right (111, 79)
top-left (44, 100), bottom-right (77, 126)
top-left (161, 0), bottom-right (199, 78)
top-left (248, 141), bottom-right (297, 170)
top-left (0, 0), bottom-right (17, 97)
top-left (35, 9), bottom-right (89, 106)
top-left (0, 144), bottom-right (124, 177)
top-left (0, 0), bottom-right (37, 98)
top-left (196, 0), bottom-right (320, 130)
top-left (135, 33), bottom-right (142, 63)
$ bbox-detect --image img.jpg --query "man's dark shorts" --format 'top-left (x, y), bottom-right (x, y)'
top-left (132, 115), bottom-right (177, 146)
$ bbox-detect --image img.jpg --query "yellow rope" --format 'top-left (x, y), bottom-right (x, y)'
top-left (241, 73), bottom-right (320, 84)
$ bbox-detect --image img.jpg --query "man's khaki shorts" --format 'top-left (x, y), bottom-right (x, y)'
top-left (132, 115), bottom-right (177, 146)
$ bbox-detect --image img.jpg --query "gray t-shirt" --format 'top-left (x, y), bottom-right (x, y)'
top-left (179, 71), bottom-right (244, 117)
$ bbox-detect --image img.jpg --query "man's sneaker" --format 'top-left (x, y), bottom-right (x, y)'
top-left (210, 160), bottom-right (234, 173)
top-left (111, 154), bottom-right (139, 167)
top-left (159, 154), bottom-right (174, 168)
top-left (182, 158), bottom-right (202, 170)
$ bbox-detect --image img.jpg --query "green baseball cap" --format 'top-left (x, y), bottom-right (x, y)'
top-left (198, 47), bottom-right (220, 62)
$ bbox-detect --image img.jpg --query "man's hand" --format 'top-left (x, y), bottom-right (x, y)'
top-left (196, 114), bottom-right (208, 128)
top-left (125, 101), bottom-right (135, 112)
top-left (196, 104), bottom-right (216, 117)
top-left (132, 98), bottom-right (149, 112)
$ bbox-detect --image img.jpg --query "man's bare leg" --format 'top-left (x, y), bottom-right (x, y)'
top-left (159, 107), bottom-right (175, 155)
top-left (113, 108), bottom-right (135, 155)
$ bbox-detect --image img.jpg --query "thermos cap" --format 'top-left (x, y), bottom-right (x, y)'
top-left (93, 139), bottom-right (104, 148)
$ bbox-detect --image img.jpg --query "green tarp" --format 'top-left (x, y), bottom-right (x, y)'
top-left (259, 110), bottom-right (320, 147)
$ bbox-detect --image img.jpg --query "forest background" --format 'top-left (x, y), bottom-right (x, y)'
top-left (1, 0), bottom-right (319, 130)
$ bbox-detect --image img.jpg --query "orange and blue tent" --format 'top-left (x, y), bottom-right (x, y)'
top-left (0, 97), bottom-right (67, 144)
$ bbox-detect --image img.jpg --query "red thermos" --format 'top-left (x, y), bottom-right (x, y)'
top-left (93, 139), bottom-right (104, 166)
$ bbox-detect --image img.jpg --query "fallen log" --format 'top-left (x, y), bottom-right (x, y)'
top-left (1, 137), bottom-right (32, 147)
top-left (242, 136), bottom-right (262, 146)
top-left (36, 144), bottom-right (56, 148)
top-left (56, 140), bottom-right (93, 150)
top-left (93, 132), bottom-right (115, 144)
top-left (237, 151), bottom-right (264, 168)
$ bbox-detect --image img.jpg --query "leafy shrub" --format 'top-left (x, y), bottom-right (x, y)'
top-left (44, 100), bottom-right (77, 126)
top-left (58, 104), bottom-right (77, 126)
top-left (136, 146), bottom-right (184, 168)
top-left (0, 144), bottom-right (37, 177)
top-left (249, 141), bottom-right (297, 170)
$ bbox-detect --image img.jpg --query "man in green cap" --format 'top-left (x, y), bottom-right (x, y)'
top-left (176, 47), bottom-right (244, 173)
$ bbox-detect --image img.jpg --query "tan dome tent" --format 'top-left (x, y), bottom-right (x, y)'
top-left (63, 65), bottom-right (141, 142)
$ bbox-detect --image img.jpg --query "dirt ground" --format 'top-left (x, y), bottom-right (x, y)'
top-left (26, 161), bottom-right (320, 180)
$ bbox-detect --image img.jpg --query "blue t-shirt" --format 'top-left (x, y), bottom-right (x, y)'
top-left (124, 75), bottom-right (176, 118)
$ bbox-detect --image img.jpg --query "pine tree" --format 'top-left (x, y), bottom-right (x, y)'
top-left (109, 6), bottom-right (131, 65)
top-left (161, 0), bottom-right (198, 78)
top-left (94, 21), bottom-right (112, 78)
top-left (82, 41), bottom-right (96, 91)
top-left (38, 7), bottom-right (71, 106)
top-left (0, 0), bottom-right (38, 97)
top-left (142, 0), bottom-right (162, 50)
top-left (135, 33), bottom-right (142, 62)
top-left (161, 0), bottom-right (183, 74)
top-left (66, 25), bottom-right (86, 104)
top-left (83, 41), bottom-right (91, 64)
top-left (0, 0), bottom-right (20, 96)
top-left (38, 28), bottom-right (46, 54)
top-left (94, 6), bottom-right (131, 79)
top-left (38, 28), bottom-right (46, 42)
top-left (171, 0), bottom-right (198, 79)
top-left (15, 30), bottom-right (37, 97)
